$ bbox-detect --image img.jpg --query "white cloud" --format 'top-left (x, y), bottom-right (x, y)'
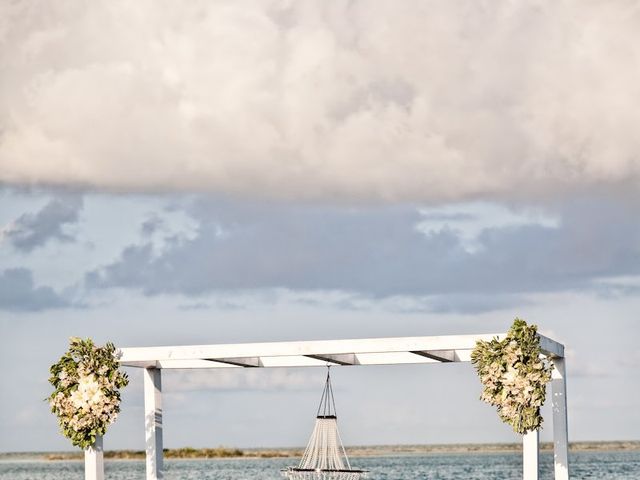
top-left (1, 1), bottom-right (640, 202)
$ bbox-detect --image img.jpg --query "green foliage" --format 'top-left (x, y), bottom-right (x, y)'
top-left (48, 337), bottom-right (129, 449)
top-left (471, 319), bottom-right (553, 435)
top-left (164, 447), bottom-right (245, 458)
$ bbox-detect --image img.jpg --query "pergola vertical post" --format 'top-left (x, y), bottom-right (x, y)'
top-left (144, 367), bottom-right (163, 480)
top-left (84, 435), bottom-right (104, 480)
top-left (552, 357), bottom-right (569, 480)
top-left (523, 429), bottom-right (539, 480)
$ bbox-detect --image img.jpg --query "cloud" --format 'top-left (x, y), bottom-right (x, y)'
top-left (85, 197), bottom-right (640, 310)
top-left (1, 196), bottom-right (82, 252)
top-left (284, 290), bottom-right (529, 315)
top-left (0, 268), bottom-right (71, 311)
top-left (140, 214), bottom-right (164, 237)
top-left (1, 1), bottom-right (640, 203)
top-left (424, 293), bottom-right (532, 315)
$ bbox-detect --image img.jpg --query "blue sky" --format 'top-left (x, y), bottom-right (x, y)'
top-left (1, 0), bottom-right (640, 453)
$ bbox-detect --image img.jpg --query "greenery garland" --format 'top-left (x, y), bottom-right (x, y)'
top-left (471, 319), bottom-right (553, 435)
top-left (48, 338), bottom-right (129, 449)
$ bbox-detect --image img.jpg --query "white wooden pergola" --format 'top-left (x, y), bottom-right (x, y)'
top-left (84, 333), bottom-right (569, 480)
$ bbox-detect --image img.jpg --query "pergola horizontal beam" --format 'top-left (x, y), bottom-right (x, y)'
top-left (119, 334), bottom-right (502, 364)
top-left (118, 333), bottom-right (564, 369)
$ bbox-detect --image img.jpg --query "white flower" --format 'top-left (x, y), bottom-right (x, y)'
top-left (70, 374), bottom-right (104, 410)
top-left (503, 366), bottom-right (518, 383)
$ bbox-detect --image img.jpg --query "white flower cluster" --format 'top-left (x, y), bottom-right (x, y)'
top-left (50, 370), bottom-right (120, 433)
top-left (478, 341), bottom-right (550, 431)
top-left (472, 320), bottom-right (553, 434)
top-left (48, 338), bottom-right (128, 449)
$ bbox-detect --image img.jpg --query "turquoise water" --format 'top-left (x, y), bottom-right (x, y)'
top-left (1, 452), bottom-right (639, 479)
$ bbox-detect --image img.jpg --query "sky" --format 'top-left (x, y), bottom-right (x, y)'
top-left (1, 0), bottom-right (640, 453)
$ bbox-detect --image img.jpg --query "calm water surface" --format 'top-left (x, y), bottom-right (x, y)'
top-left (1, 452), bottom-right (639, 479)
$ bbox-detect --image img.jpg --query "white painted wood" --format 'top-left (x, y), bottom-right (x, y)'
top-left (120, 334), bottom-right (503, 362)
top-left (523, 429), bottom-right (539, 480)
top-left (148, 352), bottom-right (478, 369)
top-left (159, 357), bottom-right (324, 369)
top-left (210, 356), bottom-right (263, 367)
top-left (84, 435), bottom-right (104, 480)
top-left (120, 334), bottom-right (563, 369)
top-left (306, 353), bottom-right (358, 365)
top-left (411, 349), bottom-right (457, 362)
top-left (538, 335), bottom-right (564, 358)
top-left (552, 357), bottom-right (570, 480)
top-left (353, 351), bottom-right (438, 365)
top-left (144, 368), bottom-right (163, 480)
top-left (452, 349), bottom-right (472, 362)
top-left (261, 355), bottom-right (330, 367)
top-left (120, 334), bottom-right (522, 366)
top-left (157, 359), bottom-right (241, 369)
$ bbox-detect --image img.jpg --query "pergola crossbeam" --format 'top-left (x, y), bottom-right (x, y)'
top-left (305, 353), bottom-right (358, 365)
top-left (158, 359), bottom-right (239, 369)
top-left (207, 357), bottom-right (263, 367)
top-left (410, 349), bottom-right (457, 362)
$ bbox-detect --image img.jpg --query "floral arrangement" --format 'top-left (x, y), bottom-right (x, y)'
top-left (48, 337), bottom-right (129, 449)
top-left (471, 319), bottom-right (553, 435)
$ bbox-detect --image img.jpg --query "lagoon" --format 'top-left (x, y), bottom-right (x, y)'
top-left (2, 451), bottom-right (640, 480)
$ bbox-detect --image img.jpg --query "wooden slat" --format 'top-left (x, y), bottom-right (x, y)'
top-left (410, 350), bottom-right (456, 362)
top-left (156, 359), bottom-right (238, 369)
top-left (207, 357), bottom-right (262, 367)
top-left (305, 354), bottom-right (358, 365)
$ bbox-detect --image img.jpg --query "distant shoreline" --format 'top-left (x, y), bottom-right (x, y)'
top-left (2, 441), bottom-right (639, 462)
